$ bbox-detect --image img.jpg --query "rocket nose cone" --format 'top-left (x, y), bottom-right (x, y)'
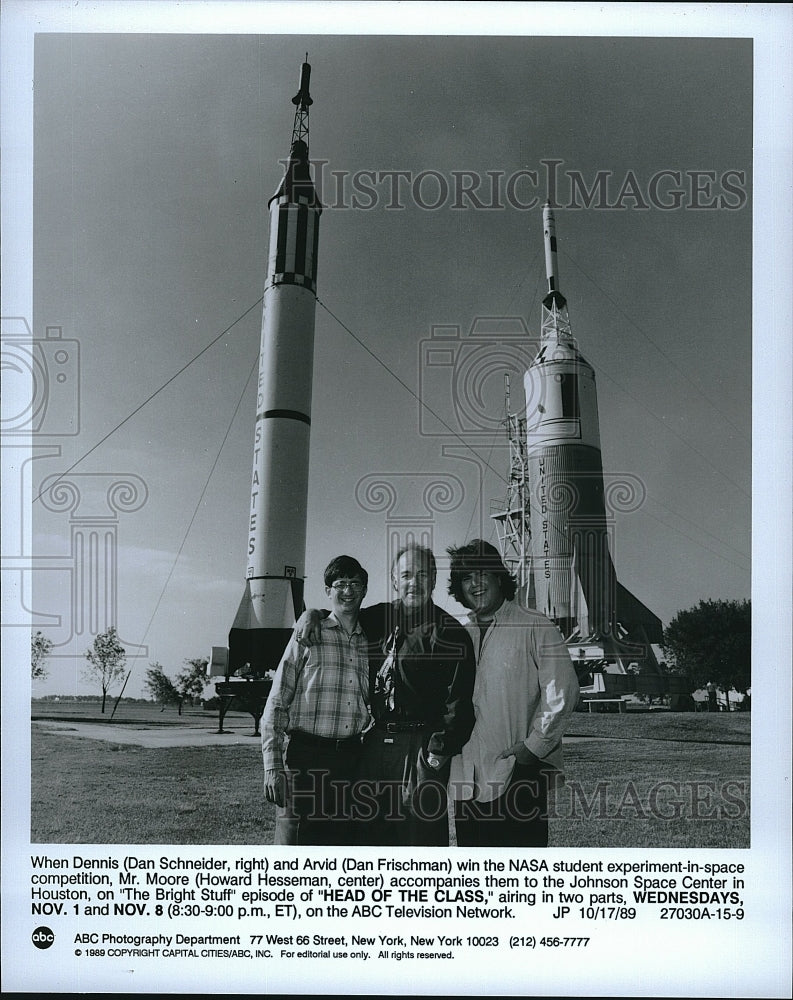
top-left (271, 140), bottom-right (321, 207)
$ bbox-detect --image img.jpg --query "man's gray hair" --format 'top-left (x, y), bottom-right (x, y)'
top-left (390, 542), bottom-right (437, 578)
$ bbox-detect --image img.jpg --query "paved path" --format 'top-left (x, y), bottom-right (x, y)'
top-left (33, 720), bottom-right (746, 750)
top-left (32, 719), bottom-right (263, 748)
top-left (34, 720), bottom-right (611, 750)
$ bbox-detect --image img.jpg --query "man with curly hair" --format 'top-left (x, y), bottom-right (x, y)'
top-left (446, 539), bottom-right (579, 847)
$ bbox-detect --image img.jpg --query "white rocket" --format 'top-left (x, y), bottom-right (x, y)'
top-left (523, 203), bottom-right (660, 651)
top-left (227, 60), bottom-right (321, 675)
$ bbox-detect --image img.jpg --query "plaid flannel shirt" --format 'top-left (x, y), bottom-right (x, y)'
top-left (261, 613), bottom-right (371, 773)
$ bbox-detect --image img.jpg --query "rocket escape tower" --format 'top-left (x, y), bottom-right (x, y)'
top-left (290, 54), bottom-right (312, 148)
top-left (491, 204), bottom-right (662, 677)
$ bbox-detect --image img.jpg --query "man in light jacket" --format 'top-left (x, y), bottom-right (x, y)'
top-left (447, 539), bottom-right (579, 847)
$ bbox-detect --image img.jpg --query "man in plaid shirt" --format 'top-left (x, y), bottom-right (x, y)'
top-left (261, 555), bottom-right (372, 845)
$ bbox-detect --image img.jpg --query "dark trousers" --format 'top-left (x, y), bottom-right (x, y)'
top-left (454, 760), bottom-right (551, 848)
top-left (274, 734), bottom-right (361, 846)
top-left (353, 729), bottom-right (451, 847)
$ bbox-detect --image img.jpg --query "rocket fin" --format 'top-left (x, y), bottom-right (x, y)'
top-left (231, 579), bottom-right (257, 630)
top-left (615, 581), bottom-right (663, 643)
top-left (228, 578), bottom-right (305, 676)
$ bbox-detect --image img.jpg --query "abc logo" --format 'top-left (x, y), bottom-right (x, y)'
top-left (32, 926), bottom-right (55, 949)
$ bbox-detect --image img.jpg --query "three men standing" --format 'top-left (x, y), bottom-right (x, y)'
top-left (261, 539), bottom-right (578, 848)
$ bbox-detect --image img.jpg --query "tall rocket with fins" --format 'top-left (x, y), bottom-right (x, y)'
top-left (228, 59), bottom-right (321, 675)
top-left (524, 203), bottom-right (660, 651)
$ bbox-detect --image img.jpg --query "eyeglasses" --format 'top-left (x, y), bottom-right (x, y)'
top-left (330, 580), bottom-right (365, 593)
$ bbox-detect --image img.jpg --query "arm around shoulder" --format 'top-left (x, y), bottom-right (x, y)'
top-left (293, 608), bottom-right (329, 646)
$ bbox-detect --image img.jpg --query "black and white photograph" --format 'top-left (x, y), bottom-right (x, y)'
top-left (2, 1), bottom-right (791, 995)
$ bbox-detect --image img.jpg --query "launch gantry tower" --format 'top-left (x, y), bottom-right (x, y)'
top-left (490, 375), bottom-right (534, 608)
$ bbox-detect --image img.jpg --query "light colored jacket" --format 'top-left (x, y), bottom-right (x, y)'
top-left (450, 599), bottom-right (579, 802)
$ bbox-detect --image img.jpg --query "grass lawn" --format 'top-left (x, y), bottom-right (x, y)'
top-left (566, 709), bottom-right (750, 744)
top-left (30, 705), bottom-right (750, 848)
top-left (31, 729), bottom-right (271, 845)
top-left (556, 711), bottom-right (750, 848)
top-left (551, 737), bottom-right (749, 849)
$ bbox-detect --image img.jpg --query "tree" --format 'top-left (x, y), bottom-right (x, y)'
top-left (31, 631), bottom-right (53, 681)
top-left (662, 599), bottom-right (750, 708)
top-left (83, 626), bottom-right (127, 713)
top-left (144, 663), bottom-right (180, 712)
top-left (175, 658), bottom-right (209, 715)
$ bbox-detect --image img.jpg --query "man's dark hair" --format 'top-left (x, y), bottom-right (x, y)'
top-left (323, 554), bottom-right (368, 589)
top-left (390, 542), bottom-right (436, 579)
top-left (446, 538), bottom-right (517, 604)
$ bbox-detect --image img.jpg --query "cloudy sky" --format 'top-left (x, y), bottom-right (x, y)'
top-left (3, 4), bottom-right (787, 698)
